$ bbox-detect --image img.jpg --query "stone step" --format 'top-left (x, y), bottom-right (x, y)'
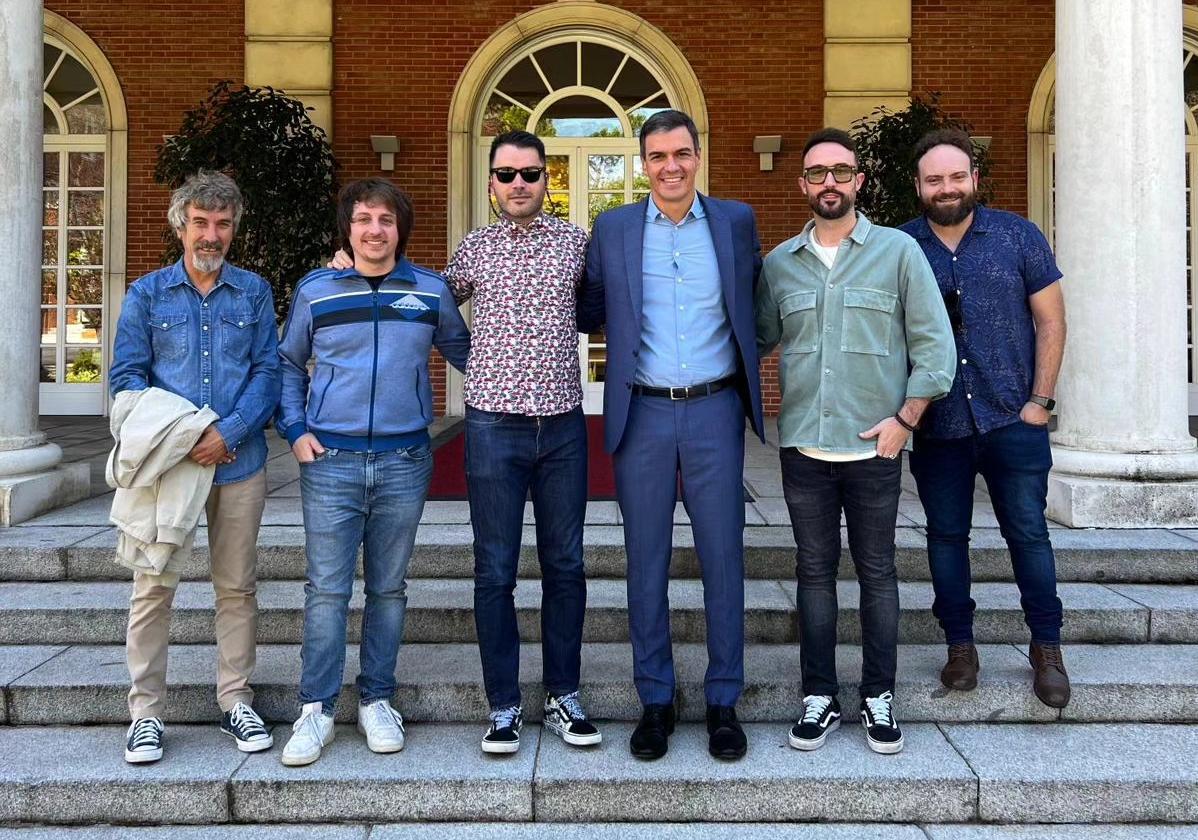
top-left (3, 828), bottom-right (1197, 840)
top-left (3, 642), bottom-right (1196, 726)
top-left (0, 579), bottom-right (1190, 646)
top-left (3, 524), bottom-right (1197, 584)
top-left (0, 722), bottom-right (1194, 825)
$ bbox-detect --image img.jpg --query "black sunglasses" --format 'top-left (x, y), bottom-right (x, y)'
top-left (943, 288), bottom-right (964, 333)
top-left (490, 167), bottom-right (545, 184)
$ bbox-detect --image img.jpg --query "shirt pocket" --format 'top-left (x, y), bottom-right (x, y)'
top-left (778, 290), bottom-right (818, 353)
top-left (148, 311), bottom-right (188, 362)
top-left (220, 311), bottom-right (259, 360)
top-left (842, 287), bottom-right (898, 356)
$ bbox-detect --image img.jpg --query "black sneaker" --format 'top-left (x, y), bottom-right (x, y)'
top-left (789, 694), bottom-right (841, 751)
top-left (544, 691), bottom-right (602, 746)
top-left (125, 717), bottom-right (164, 764)
top-left (481, 705), bottom-right (523, 754)
top-left (220, 702), bottom-right (274, 753)
top-left (860, 691), bottom-right (904, 754)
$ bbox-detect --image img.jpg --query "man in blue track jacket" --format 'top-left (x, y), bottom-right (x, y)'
top-left (275, 178), bottom-right (469, 766)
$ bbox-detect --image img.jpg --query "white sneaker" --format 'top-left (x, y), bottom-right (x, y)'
top-left (281, 701), bottom-right (334, 766)
top-left (357, 699), bottom-right (405, 753)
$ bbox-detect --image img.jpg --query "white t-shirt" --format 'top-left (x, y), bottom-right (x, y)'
top-left (807, 234), bottom-right (839, 271)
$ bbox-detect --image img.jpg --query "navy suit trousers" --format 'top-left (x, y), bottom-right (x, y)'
top-left (613, 386), bottom-right (746, 706)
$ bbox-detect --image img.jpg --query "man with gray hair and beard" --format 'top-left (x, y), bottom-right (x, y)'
top-left (110, 170), bottom-right (281, 763)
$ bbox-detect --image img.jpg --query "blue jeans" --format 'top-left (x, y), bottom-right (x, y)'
top-left (909, 420), bottom-right (1063, 645)
top-left (298, 445), bottom-right (432, 714)
top-left (466, 406), bottom-right (587, 711)
top-left (781, 449), bottom-right (902, 699)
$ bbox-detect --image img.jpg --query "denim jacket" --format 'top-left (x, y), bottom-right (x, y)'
top-left (109, 259), bottom-right (281, 484)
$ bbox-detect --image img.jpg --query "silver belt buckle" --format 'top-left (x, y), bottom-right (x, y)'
top-left (669, 385), bottom-right (687, 400)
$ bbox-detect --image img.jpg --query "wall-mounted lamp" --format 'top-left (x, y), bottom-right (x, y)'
top-left (753, 135), bottom-right (782, 171)
top-left (371, 135), bottom-right (400, 171)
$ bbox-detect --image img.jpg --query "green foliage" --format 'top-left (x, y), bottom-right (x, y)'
top-left (155, 82), bottom-right (338, 321)
top-left (849, 93), bottom-right (994, 228)
top-left (66, 348), bottom-right (100, 383)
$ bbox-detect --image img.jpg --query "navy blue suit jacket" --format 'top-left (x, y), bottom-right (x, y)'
top-left (577, 194), bottom-right (765, 454)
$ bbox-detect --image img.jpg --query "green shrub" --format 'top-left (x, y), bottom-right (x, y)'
top-left (155, 82), bottom-right (338, 321)
top-left (850, 93), bottom-right (995, 228)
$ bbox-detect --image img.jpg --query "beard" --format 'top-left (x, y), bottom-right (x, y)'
top-left (191, 240), bottom-right (227, 274)
top-left (922, 189), bottom-right (977, 226)
top-left (809, 188), bottom-right (853, 220)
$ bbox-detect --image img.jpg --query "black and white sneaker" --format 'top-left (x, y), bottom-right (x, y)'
top-left (789, 694), bottom-right (841, 751)
top-left (220, 702), bottom-right (274, 753)
top-left (544, 691), bottom-right (602, 746)
top-left (125, 717), bottom-right (164, 764)
top-left (860, 691), bottom-right (904, 754)
top-left (481, 705), bottom-right (523, 754)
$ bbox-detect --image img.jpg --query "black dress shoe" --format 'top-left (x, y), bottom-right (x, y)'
top-left (630, 703), bottom-right (675, 760)
top-left (706, 704), bottom-right (747, 760)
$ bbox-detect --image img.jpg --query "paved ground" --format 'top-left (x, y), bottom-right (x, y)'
top-left (39, 414), bottom-right (1083, 534)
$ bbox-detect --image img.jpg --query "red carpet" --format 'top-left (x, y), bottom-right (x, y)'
top-left (427, 416), bottom-right (617, 501)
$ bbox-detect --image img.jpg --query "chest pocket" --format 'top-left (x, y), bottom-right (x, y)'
top-left (148, 312), bottom-right (188, 361)
top-left (779, 290), bottom-right (818, 353)
top-left (842, 287), bottom-right (897, 356)
top-left (220, 311), bottom-right (259, 360)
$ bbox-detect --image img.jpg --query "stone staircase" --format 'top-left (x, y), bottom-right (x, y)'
top-left (0, 526), bottom-right (1195, 836)
top-left (0, 437), bottom-right (1196, 835)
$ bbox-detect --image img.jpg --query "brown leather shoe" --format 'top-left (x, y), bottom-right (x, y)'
top-left (940, 643), bottom-right (980, 691)
top-left (1029, 642), bottom-right (1071, 708)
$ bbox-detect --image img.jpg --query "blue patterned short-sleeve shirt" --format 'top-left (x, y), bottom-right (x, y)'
top-left (899, 206), bottom-right (1062, 440)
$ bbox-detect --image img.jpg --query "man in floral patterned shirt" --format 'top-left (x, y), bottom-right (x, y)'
top-left (445, 130), bottom-right (600, 755)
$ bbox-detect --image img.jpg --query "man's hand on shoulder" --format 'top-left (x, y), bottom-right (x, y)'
top-left (291, 432), bottom-right (326, 464)
top-left (189, 425), bottom-right (234, 466)
top-left (327, 249), bottom-right (352, 270)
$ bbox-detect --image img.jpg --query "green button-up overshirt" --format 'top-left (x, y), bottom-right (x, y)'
top-left (755, 213), bottom-right (956, 454)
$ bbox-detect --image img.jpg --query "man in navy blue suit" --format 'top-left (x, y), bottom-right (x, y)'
top-left (577, 110), bottom-right (764, 761)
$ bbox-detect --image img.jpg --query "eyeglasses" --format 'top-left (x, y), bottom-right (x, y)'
top-left (803, 164), bottom-right (857, 185)
top-left (943, 288), bottom-right (964, 333)
top-left (490, 167), bottom-right (545, 184)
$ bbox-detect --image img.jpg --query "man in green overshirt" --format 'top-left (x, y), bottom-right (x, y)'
top-left (755, 127), bottom-right (955, 756)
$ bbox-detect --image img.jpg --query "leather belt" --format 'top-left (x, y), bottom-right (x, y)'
top-left (631, 375), bottom-right (738, 401)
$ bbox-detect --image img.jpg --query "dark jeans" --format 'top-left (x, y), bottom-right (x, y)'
top-left (909, 419), bottom-right (1063, 645)
top-left (781, 449), bottom-right (902, 699)
top-left (465, 405), bottom-right (588, 710)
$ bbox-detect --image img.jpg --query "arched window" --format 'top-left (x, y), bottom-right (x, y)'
top-left (472, 33), bottom-right (692, 413)
top-left (1029, 26), bottom-right (1198, 410)
top-left (40, 19), bottom-right (125, 416)
top-left (477, 36), bottom-right (675, 229)
top-left (447, 7), bottom-right (705, 415)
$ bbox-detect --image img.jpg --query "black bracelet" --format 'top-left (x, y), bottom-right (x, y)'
top-left (893, 413), bottom-right (917, 432)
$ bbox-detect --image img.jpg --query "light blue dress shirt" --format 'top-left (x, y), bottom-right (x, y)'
top-left (636, 194), bottom-right (737, 387)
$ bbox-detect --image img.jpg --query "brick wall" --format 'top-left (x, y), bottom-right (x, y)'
top-left (332, 0), bottom-right (824, 415)
top-left (52, 0), bottom-right (1097, 418)
top-left (911, 0), bottom-right (1056, 218)
top-left (46, 2), bottom-right (245, 283)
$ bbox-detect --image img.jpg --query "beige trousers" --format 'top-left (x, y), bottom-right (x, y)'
top-left (126, 468), bottom-right (267, 719)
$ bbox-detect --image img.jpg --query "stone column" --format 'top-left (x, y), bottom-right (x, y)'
top-left (0, 0), bottom-right (88, 525)
top-left (1049, 0), bottom-right (1198, 526)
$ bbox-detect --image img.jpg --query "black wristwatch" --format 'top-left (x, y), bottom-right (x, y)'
top-left (1029, 394), bottom-right (1056, 411)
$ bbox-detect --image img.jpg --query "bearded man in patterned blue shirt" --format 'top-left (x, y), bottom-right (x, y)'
top-left (900, 129), bottom-right (1071, 709)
